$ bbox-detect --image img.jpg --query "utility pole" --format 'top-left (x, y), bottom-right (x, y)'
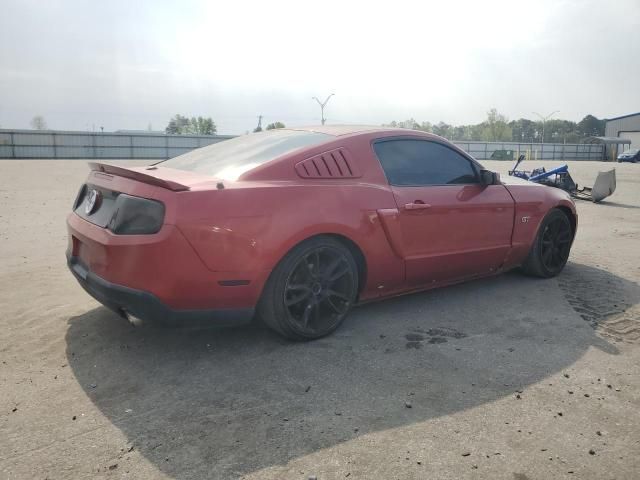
top-left (533, 110), bottom-right (559, 144)
top-left (254, 115), bottom-right (263, 132)
top-left (312, 94), bottom-right (335, 125)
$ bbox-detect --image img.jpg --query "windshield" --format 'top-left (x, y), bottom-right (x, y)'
top-left (623, 149), bottom-right (638, 155)
top-left (160, 130), bottom-right (331, 180)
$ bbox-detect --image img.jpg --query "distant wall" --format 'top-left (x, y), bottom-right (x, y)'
top-left (453, 141), bottom-right (604, 161)
top-left (0, 129), bottom-right (235, 159)
top-left (0, 129), bottom-right (605, 161)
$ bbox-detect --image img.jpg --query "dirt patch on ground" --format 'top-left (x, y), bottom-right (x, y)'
top-left (559, 263), bottom-right (640, 343)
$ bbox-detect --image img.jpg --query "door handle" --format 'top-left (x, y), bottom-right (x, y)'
top-left (404, 202), bottom-right (432, 210)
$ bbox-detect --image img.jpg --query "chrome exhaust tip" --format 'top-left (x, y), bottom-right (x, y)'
top-left (123, 310), bottom-right (144, 327)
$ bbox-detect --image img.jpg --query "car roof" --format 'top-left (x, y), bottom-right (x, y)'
top-left (284, 124), bottom-right (439, 139)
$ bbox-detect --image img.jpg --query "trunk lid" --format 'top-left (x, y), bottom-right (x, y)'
top-left (76, 163), bottom-right (221, 230)
top-left (88, 162), bottom-right (221, 191)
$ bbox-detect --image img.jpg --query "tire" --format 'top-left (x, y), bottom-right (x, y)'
top-left (258, 236), bottom-right (359, 341)
top-left (522, 208), bottom-right (573, 278)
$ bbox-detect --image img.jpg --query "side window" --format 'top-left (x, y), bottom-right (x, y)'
top-left (373, 139), bottom-right (479, 186)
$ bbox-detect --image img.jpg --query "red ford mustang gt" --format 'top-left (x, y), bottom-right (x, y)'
top-left (67, 126), bottom-right (577, 340)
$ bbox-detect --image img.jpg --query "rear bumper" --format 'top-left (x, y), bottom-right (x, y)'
top-left (67, 254), bottom-right (254, 327)
top-left (67, 211), bottom-right (269, 310)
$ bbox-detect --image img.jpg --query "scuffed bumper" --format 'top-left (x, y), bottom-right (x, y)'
top-left (67, 254), bottom-right (254, 327)
top-left (67, 211), bottom-right (270, 311)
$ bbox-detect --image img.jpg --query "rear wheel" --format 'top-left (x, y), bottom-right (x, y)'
top-left (258, 236), bottom-right (358, 340)
top-left (522, 209), bottom-right (573, 278)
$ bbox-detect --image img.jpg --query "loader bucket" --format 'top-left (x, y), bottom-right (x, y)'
top-left (572, 169), bottom-right (616, 203)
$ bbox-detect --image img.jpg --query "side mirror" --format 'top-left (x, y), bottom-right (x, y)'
top-left (479, 169), bottom-right (500, 186)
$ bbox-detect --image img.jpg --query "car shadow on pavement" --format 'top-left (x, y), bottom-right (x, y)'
top-left (65, 263), bottom-right (632, 479)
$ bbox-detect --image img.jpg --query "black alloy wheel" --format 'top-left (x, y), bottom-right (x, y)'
top-left (259, 236), bottom-right (358, 340)
top-left (540, 215), bottom-right (573, 272)
top-left (523, 209), bottom-right (573, 278)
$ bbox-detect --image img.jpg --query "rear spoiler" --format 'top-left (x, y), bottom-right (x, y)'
top-left (88, 162), bottom-right (190, 192)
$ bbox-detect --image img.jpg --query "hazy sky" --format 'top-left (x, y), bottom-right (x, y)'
top-left (1, 0), bottom-right (639, 134)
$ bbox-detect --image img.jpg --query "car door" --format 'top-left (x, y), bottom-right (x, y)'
top-left (373, 138), bottom-right (515, 286)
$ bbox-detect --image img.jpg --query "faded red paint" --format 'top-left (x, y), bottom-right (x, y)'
top-left (67, 127), bottom-right (577, 314)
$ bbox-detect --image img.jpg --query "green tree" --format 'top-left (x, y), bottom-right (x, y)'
top-left (165, 115), bottom-right (217, 135)
top-left (418, 121), bottom-right (433, 133)
top-left (544, 119), bottom-right (579, 143)
top-left (188, 116), bottom-right (217, 135)
top-left (481, 108), bottom-right (512, 142)
top-left (509, 118), bottom-right (538, 142)
top-left (266, 121), bottom-right (286, 130)
top-left (165, 114), bottom-right (190, 134)
top-left (432, 122), bottom-right (454, 139)
top-left (577, 115), bottom-right (605, 137)
top-left (384, 118), bottom-right (420, 130)
top-left (469, 123), bottom-right (485, 141)
top-left (384, 112), bottom-right (601, 143)
top-left (451, 125), bottom-right (473, 141)
top-left (30, 115), bottom-right (47, 130)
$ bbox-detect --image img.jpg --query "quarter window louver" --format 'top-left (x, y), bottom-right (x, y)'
top-left (295, 148), bottom-right (361, 179)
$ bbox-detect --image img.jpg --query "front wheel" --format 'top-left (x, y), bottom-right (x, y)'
top-left (258, 236), bottom-right (359, 340)
top-left (522, 209), bottom-right (573, 278)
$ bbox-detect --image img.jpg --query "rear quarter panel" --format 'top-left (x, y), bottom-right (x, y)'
top-left (175, 135), bottom-right (406, 300)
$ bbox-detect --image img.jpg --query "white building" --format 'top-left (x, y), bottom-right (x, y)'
top-left (605, 112), bottom-right (640, 150)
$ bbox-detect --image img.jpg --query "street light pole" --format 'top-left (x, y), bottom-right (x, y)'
top-left (312, 94), bottom-right (335, 125)
top-left (533, 110), bottom-right (559, 144)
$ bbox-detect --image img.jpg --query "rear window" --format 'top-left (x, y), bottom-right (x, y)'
top-left (160, 130), bottom-right (331, 180)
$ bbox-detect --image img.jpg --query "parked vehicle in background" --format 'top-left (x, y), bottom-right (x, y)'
top-left (617, 149), bottom-right (639, 163)
top-left (490, 149), bottom-right (515, 160)
top-left (66, 126), bottom-right (577, 340)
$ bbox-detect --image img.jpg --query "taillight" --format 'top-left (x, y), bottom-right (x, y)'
top-left (73, 184), bottom-right (87, 210)
top-left (108, 195), bottom-right (165, 235)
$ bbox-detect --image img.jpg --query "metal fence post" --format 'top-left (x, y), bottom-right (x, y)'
top-left (165, 135), bottom-right (169, 159)
top-left (9, 132), bottom-right (15, 159)
top-left (52, 132), bottom-right (57, 159)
